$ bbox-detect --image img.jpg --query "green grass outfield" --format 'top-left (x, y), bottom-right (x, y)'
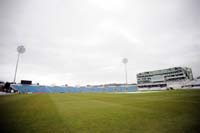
top-left (0, 90), bottom-right (200, 133)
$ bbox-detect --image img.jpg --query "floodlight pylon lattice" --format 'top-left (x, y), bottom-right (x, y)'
top-left (122, 58), bottom-right (128, 86)
top-left (13, 45), bottom-right (26, 83)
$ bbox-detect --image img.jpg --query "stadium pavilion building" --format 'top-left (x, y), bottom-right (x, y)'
top-left (137, 67), bottom-right (193, 90)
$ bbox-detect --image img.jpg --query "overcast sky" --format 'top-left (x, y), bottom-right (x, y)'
top-left (0, 0), bottom-right (200, 86)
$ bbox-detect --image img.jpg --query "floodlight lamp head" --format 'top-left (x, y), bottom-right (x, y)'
top-left (17, 45), bottom-right (25, 54)
top-left (122, 58), bottom-right (128, 64)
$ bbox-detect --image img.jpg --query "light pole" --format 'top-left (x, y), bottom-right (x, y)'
top-left (13, 45), bottom-right (25, 83)
top-left (122, 58), bottom-right (128, 91)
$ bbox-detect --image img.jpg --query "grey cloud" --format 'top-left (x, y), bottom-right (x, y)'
top-left (0, 0), bottom-right (200, 85)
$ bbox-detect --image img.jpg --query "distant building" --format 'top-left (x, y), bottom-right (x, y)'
top-left (137, 67), bottom-right (193, 90)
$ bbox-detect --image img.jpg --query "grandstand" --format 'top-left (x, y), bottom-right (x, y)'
top-left (181, 78), bottom-right (200, 89)
top-left (11, 84), bottom-right (137, 94)
top-left (137, 67), bottom-right (194, 90)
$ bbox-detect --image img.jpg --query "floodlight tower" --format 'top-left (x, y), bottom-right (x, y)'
top-left (13, 45), bottom-right (26, 83)
top-left (122, 58), bottom-right (128, 85)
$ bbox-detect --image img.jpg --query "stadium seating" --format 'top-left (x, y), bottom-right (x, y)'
top-left (11, 84), bottom-right (137, 94)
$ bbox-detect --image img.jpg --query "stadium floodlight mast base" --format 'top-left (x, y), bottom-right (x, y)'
top-left (122, 58), bottom-right (128, 90)
top-left (13, 45), bottom-right (25, 83)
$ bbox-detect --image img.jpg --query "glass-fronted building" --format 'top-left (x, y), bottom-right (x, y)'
top-left (137, 67), bottom-right (193, 90)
